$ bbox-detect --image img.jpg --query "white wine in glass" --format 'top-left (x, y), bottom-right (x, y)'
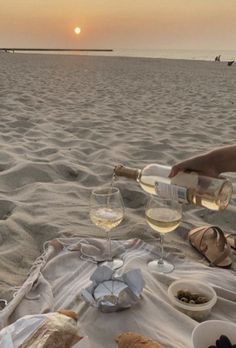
top-left (90, 186), bottom-right (124, 270)
top-left (145, 196), bottom-right (182, 273)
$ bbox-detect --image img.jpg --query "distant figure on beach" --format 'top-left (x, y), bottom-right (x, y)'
top-left (227, 60), bottom-right (234, 66)
top-left (215, 55), bottom-right (221, 62)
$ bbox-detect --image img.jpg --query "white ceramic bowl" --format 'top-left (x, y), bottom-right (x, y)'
top-left (167, 278), bottom-right (217, 321)
top-left (192, 320), bottom-right (236, 348)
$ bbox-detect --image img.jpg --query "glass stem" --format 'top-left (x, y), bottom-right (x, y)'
top-left (106, 230), bottom-right (112, 262)
top-left (158, 234), bottom-right (164, 265)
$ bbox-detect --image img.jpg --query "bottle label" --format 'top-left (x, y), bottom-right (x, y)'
top-left (155, 182), bottom-right (188, 203)
top-left (171, 171), bottom-right (198, 188)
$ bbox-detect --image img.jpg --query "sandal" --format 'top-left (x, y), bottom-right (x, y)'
top-left (225, 233), bottom-right (236, 249)
top-left (188, 225), bottom-right (232, 267)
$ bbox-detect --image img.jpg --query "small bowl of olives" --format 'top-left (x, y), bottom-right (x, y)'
top-left (167, 278), bottom-right (217, 321)
top-left (192, 320), bottom-right (236, 348)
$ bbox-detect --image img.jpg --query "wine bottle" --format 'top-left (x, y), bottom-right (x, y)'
top-left (114, 164), bottom-right (233, 211)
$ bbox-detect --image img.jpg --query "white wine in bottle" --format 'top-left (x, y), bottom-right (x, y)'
top-left (114, 164), bottom-right (233, 211)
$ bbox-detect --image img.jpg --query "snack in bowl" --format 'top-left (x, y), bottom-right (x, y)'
top-left (176, 289), bottom-right (209, 304)
top-left (208, 334), bottom-right (236, 348)
top-left (191, 320), bottom-right (236, 348)
top-left (115, 332), bottom-right (164, 348)
top-left (168, 278), bottom-right (217, 321)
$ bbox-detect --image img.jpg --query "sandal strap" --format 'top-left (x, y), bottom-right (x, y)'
top-left (211, 244), bottom-right (231, 266)
top-left (225, 233), bottom-right (236, 248)
top-left (189, 225), bottom-right (232, 267)
top-left (209, 227), bottom-right (231, 265)
top-left (189, 225), bottom-right (226, 250)
top-left (211, 226), bottom-right (228, 251)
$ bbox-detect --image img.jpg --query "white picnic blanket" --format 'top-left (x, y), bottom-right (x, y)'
top-left (0, 237), bottom-right (236, 348)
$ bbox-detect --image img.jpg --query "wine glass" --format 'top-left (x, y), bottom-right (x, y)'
top-left (145, 195), bottom-right (182, 273)
top-left (90, 186), bottom-right (124, 270)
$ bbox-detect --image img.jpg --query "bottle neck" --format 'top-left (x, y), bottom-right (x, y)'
top-left (114, 165), bottom-right (141, 181)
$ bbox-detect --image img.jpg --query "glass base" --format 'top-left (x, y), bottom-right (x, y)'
top-left (148, 259), bottom-right (174, 273)
top-left (100, 258), bottom-right (123, 270)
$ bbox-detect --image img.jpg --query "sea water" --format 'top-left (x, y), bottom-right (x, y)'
top-left (9, 48), bottom-right (236, 62)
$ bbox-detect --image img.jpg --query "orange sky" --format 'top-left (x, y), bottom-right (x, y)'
top-left (1, 0), bottom-right (236, 49)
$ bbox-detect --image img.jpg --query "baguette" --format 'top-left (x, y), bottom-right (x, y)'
top-left (116, 332), bottom-right (165, 348)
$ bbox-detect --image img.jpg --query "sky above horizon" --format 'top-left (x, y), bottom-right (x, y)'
top-left (1, 0), bottom-right (236, 50)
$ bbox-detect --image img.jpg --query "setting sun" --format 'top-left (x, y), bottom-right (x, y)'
top-left (74, 27), bottom-right (81, 35)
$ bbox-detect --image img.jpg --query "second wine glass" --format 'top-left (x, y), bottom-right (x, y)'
top-left (90, 186), bottom-right (124, 270)
top-left (145, 195), bottom-right (182, 273)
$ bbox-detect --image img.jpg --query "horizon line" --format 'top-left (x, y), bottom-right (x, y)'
top-left (0, 48), bottom-right (113, 52)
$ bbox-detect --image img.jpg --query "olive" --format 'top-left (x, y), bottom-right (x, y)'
top-left (177, 290), bottom-right (185, 298)
top-left (189, 300), bottom-right (196, 304)
top-left (184, 291), bottom-right (192, 299)
top-left (180, 297), bottom-right (189, 303)
top-left (195, 296), bottom-right (208, 304)
top-left (191, 293), bottom-right (199, 301)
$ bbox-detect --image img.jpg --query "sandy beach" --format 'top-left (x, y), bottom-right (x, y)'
top-left (0, 52), bottom-right (236, 303)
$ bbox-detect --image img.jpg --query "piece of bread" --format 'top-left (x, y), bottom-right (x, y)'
top-left (57, 309), bottom-right (78, 321)
top-left (19, 310), bottom-right (82, 348)
top-left (116, 332), bottom-right (165, 348)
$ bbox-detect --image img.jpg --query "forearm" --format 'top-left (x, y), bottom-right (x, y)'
top-left (208, 145), bottom-right (236, 174)
top-left (169, 144), bottom-right (236, 178)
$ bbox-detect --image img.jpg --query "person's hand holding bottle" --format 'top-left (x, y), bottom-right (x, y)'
top-left (169, 145), bottom-right (236, 179)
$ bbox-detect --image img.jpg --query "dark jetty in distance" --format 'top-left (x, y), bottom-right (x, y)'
top-left (0, 48), bottom-right (113, 53)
